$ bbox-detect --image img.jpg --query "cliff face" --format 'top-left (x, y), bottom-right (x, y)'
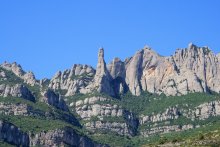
top-left (30, 127), bottom-right (106, 147)
top-left (1, 62), bottom-right (37, 86)
top-left (40, 89), bottom-right (69, 112)
top-left (123, 43), bottom-right (220, 96)
top-left (0, 120), bottom-right (29, 146)
top-left (0, 84), bottom-right (35, 102)
top-left (0, 120), bottom-right (105, 147)
top-left (49, 64), bottom-right (95, 96)
top-left (72, 96), bottom-right (138, 136)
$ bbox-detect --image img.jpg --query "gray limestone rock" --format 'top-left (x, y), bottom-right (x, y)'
top-left (86, 48), bottom-right (115, 96)
top-left (49, 64), bottom-right (95, 96)
top-left (0, 84), bottom-right (35, 102)
top-left (1, 62), bottom-right (37, 86)
top-left (30, 127), bottom-right (107, 147)
top-left (41, 89), bottom-right (69, 111)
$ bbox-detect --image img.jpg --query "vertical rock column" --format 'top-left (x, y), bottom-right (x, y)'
top-left (93, 48), bottom-right (115, 96)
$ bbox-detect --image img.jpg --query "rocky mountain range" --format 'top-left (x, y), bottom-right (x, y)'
top-left (46, 43), bottom-right (220, 97)
top-left (0, 43), bottom-right (220, 146)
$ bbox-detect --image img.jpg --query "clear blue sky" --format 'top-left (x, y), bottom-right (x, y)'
top-left (0, 1), bottom-right (220, 79)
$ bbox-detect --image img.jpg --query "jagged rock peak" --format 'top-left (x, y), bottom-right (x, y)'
top-left (108, 57), bottom-right (125, 79)
top-left (217, 53), bottom-right (220, 61)
top-left (1, 61), bottom-right (25, 76)
top-left (98, 47), bottom-right (104, 58)
top-left (85, 48), bottom-right (115, 96)
top-left (143, 45), bottom-right (151, 49)
top-left (188, 42), bottom-right (196, 49)
top-left (1, 61), bottom-right (37, 86)
top-left (95, 48), bottom-right (108, 77)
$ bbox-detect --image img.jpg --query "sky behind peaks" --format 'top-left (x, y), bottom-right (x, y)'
top-left (0, 1), bottom-right (220, 79)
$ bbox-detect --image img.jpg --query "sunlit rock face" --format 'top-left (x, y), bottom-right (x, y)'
top-left (45, 43), bottom-right (220, 97)
top-left (122, 43), bottom-right (220, 96)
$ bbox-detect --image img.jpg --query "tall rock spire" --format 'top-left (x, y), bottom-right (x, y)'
top-left (92, 48), bottom-right (115, 96)
top-left (95, 48), bottom-right (106, 77)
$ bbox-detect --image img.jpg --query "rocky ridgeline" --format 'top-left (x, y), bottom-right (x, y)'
top-left (0, 62), bottom-right (37, 86)
top-left (1, 43), bottom-right (220, 97)
top-left (123, 43), bottom-right (220, 96)
top-left (0, 43), bottom-right (220, 146)
top-left (71, 96), bottom-right (138, 136)
top-left (45, 43), bottom-right (220, 97)
top-left (0, 84), bottom-right (35, 102)
top-left (49, 64), bottom-right (95, 96)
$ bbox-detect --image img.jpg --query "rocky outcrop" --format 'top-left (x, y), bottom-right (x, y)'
top-left (0, 84), bottom-right (35, 102)
top-left (126, 48), bottom-right (163, 95)
top-left (140, 124), bottom-right (194, 137)
top-left (72, 96), bottom-right (138, 136)
top-left (73, 97), bottom-right (123, 119)
top-left (122, 43), bottom-right (220, 96)
top-left (139, 100), bottom-right (220, 137)
top-left (40, 89), bottom-right (69, 111)
top-left (188, 100), bottom-right (220, 120)
top-left (85, 48), bottom-right (115, 96)
top-left (0, 70), bottom-right (7, 81)
top-left (140, 107), bottom-right (181, 125)
top-left (107, 58), bottom-right (127, 96)
top-left (0, 102), bottom-right (30, 116)
top-left (0, 120), bottom-right (29, 146)
top-left (1, 62), bottom-right (37, 86)
top-left (85, 121), bottom-right (131, 136)
top-left (49, 64), bottom-right (95, 96)
top-left (46, 44), bottom-right (220, 97)
top-left (30, 127), bottom-right (106, 147)
top-left (0, 121), bottom-right (105, 147)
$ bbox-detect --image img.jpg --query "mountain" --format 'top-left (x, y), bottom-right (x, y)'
top-left (0, 43), bottom-right (220, 146)
top-left (48, 43), bottom-right (220, 97)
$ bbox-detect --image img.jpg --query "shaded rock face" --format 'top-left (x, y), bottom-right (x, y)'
top-left (0, 120), bottom-right (29, 147)
top-left (49, 64), bottom-right (95, 96)
top-left (30, 127), bottom-right (106, 147)
top-left (41, 89), bottom-right (69, 112)
top-left (108, 58), bottom-right (127, 96)
top-left (0, 84), bottom-right (35, 102)
top-left (1, 62), bottom-right (37, 86)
